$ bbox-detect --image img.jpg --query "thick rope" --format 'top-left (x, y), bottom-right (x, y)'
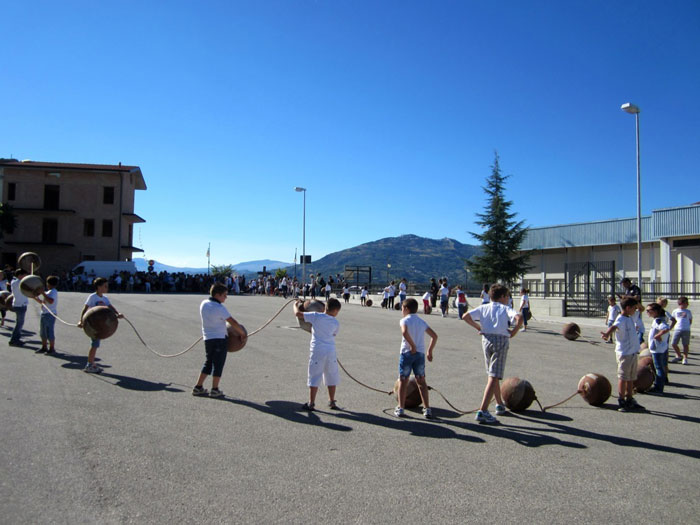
top-left (542, 390), bottom-right (581, 411)
top-left (336, 358), bottom-right (394, 395)
top-left (39, 303), bottom-right (79, 327)
top-left (123, 298), bottom-right (297, 358)
top-left (426, 385), bottom-right (479, 414)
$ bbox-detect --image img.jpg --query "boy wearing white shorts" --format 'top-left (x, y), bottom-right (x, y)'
top-left (294, 298), bottom-right (342, 411)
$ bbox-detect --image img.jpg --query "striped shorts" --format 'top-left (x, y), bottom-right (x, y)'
top-left (482, 334), bottom-right (510, 379)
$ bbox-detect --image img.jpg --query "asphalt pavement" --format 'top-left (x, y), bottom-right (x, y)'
top-left (1, 292), bottom-right (698, 524)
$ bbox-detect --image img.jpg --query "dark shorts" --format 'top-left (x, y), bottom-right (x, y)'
top-left (399, 352), bottom-right (426, 378)
top-left (202, 338), bottom-right (228, 377)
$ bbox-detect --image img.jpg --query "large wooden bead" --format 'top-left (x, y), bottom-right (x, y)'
top-left (365, 299), bottom-right (373, 307)
top-left (227, 323), bottom-right (248, 353)
top-left (82, 306), bottom-right (119, 340)
top-left (562, 323), bottom-right (581, 341)
top-left (501, 377), bottom-right (537, 412)
top-left (393, 377), bottom-right (422, 408)
top-left (577, 373), bottom-right (612, 406)
top-left (296, 299), bottom-right (325, 333)
top-left (17, 252), bottom-right (41, 273)
top-left (634, 365), bottom-right (655, 393)
top-left (0, 290), bottom-right (10, 310)
top-left (19, 275), bottom-right (44, 298)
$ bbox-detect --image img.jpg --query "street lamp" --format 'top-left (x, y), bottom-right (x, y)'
top-left (620, 102), bottom-right (642, 288)
top-left (294, 186), bottom-right (307, 296)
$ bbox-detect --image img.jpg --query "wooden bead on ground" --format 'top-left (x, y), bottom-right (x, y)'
top-left (577, 373), bottom-right (612, 406)
top-left (634, 365), bottom-right (655, 393)
top-left (393, 377), bottom-right (422, 408)
top-left (365, 299), bottom-right (373, 307)
top-left (82, 306), bottom-right (119, 340)
top-left (562, 322), bottom-right (580, 341)
top-left (227, 323), bottom-right (247, 352)
top-left (501, 377), bottom-right (537, 412)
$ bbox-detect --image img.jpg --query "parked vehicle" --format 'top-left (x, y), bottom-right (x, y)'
top-left (72, 261), bottom-right (137, 278)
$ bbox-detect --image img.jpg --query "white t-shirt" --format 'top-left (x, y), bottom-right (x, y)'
top-left (200, 298), bottom-right (232, 340)
top-left (399, 282), bottom-right (407, 295)
top-left (648, 318), bottom-right (670, 354)
top-left (10, 278), bottom-right (28, 307)
top-left (399, 314), bottom-right (429, 354)
top-left (519, 294), bottom-right (529, 309)
top-left (303, 312), bottom-right (339, 354)
top-left (439, 285), bottom-right (449, 299)
top-left (422, 292), bottom-right (431, 301)
top-left (360, 289), bottom-right (368, 298)
top-left (480, 290), bottom-right (490, 304)
top-left (671, 308), bottom-right (692, 331)
top-left (467, 302), bottom-right (517, 336)
top-left (632, 310), bottom-right (644, 335)
top-left (607, 304), bottom-right (621, 323)
top-left (388, 285), bottom-right (395, 298)
top-left (85, 292), bottom-right (111, 309)
top-left (41, 288), bottom-right (58, 315)
top-left (613, 315), bottom-right (639, 356)
top-left (342, 287), bottom-right (349, 295)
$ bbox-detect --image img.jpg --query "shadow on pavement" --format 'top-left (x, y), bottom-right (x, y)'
top-left (507, 412), bottom-right (700, 458)
top-left (224, 398), bottom-right (353, 432)
top-left (92, 372), bottom-right (185, 393)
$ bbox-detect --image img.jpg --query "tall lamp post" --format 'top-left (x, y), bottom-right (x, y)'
top-left (294, 186), bottom-right (307, 296)
top-left (621, 102), bottom-right (642, 287)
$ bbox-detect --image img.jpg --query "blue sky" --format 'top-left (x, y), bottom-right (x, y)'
top-left (2, 1), bottom-right (699, 267)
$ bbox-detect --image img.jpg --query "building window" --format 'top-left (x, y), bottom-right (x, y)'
top-left (674, 238), bottom-right (700, 248)
top-left (102, 219), bottom-right (113, 237)
top-left (7, 183), bottom-right (15, 201)
top-left (44, 185), bottom-right (60, 210)
top-left (84, 219), bottom-right (95, 237)
top-left (42, 219), bottom-right (58, 243)
top-left (103, 187), bottom-right (115, 205)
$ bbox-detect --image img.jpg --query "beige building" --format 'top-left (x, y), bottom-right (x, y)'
top-left (0, 159), bottom-right (146, 275)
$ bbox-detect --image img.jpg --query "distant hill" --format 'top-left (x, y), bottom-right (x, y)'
top-left (133, 258), bottom-right (291, 275)
top-left (284, 234), bottom-right (481, 286)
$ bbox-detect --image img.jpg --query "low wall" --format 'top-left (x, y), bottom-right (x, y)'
top-left (529, 297), bottom-right (565, 317)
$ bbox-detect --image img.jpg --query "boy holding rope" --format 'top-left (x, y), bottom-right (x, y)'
top-left (394, 298), bottom-right (438, 419)
top-left (294, 297), bottom-right (341, 411)
top-left (462, 284), bottom-right (522, 424)
top-left (77, 277), bottom-right (124, 374)
top-left (34, 275), bottom-right (59, 355)
top-left (192, 283), bottom-right (247, 398)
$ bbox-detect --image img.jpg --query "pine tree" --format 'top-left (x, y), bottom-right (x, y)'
top-left (467, 152), bottom-right (531, 285)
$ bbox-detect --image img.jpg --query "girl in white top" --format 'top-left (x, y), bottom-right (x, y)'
top-left (360, 286), bottom-right (368, 306)
top-left (480, 284), bottom-right (490, 304)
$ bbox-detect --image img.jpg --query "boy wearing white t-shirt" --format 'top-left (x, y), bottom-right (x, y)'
top-left (35, 275), bottom-right (59, 355)
top-left (77, 278), bottom-right (124, 374)
top-left (294, 298), bottom-right (342, 411)
top-left (670, 297), bottom-right (693, 365)
top-left (463, 284), bottom-right (522, 424)
top-left (601, 297), bottom-right (644, 412)
top-left (192, 283), bottom-right (247, 398)
top-left (394, 298), bottom-right (438, 419)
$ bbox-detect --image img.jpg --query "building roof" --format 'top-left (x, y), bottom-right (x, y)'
top-left (521, 204), bottom-right (700, 250)
top-left (0, 159), bottom-right (147, 190)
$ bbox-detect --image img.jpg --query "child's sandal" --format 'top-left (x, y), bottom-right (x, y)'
top-left (328, 400), bottom-right (339, 410)
top-left (302, 402), bottom-right (315, 411)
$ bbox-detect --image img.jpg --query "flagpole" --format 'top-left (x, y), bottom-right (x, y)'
top-left (207, 242), bottom-right (211, 275)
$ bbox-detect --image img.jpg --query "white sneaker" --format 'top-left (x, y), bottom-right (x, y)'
top-left (423, 407), bottom-right (434, 419)
top-left (682, 358), bottom-right (688, 365)
top-left (494, 404), bottom-right (507, 415)
top-left (475, 410), bottom-right (497, 424)
top-left (83, 364), bottom-right (102, 374)
top-left (394, 406), bottom-right (405, 417)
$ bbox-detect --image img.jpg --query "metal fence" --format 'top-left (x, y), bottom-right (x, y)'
top-left (517, 280), bottom-right (700, 300)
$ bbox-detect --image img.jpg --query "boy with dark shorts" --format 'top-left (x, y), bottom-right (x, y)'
top-left (193, 283), bottom-right (247, 398)
top-left (394, 298), bottom-right (438, 419)
top-left (77, 278), bottom-right (123, 373)
top-left (462, 284), bottom-right (522, 424)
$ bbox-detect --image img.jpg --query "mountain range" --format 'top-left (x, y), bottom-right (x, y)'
top-left (135, 235), bottom-right (481, 286)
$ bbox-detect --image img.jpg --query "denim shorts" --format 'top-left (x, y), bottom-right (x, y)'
top-left (40, 314), bottom-right (56, 341)
top-left (672, 330), bottom-right (691, 346)
top-left (91, 338), bottom-right (101, 348)
top-left (399, 352), bottom-right (426, 378)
